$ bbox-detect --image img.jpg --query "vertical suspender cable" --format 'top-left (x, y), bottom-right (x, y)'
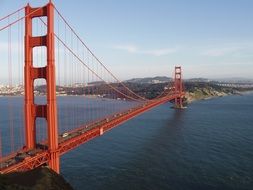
top-left (8, 16), bottom-right (14, 153)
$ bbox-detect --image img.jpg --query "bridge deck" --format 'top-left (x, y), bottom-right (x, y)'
top-left (0, 94), bottom-right (182, 174)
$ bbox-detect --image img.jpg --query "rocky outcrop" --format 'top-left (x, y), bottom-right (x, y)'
top-left (185, 87), bottom-right (232, 103)
top-left (0, 167), bottom-right (74, 190)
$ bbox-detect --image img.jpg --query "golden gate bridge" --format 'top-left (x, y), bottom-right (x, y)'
top-left (0, 1), bottom-right (185, 174)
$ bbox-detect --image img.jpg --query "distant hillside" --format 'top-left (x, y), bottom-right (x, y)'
top-left (212, 77), bottom-right (253, 84)
top-left (126, 77), bottom-right (213, 84)
top-left (126, 76), bottom-right (172, 84)
top-left (186, 78), bottom-right (210, 82)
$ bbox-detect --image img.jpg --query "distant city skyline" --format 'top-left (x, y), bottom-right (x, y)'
top-left (0, 0), bottom-right (253, 81)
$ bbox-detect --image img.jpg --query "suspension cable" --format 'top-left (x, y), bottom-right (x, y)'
top-left (53, 5), bottom-right (147, 101)
top-left (0, 6), bottom-right (43, 32)
top-left (38, 17), bottom-right (144, 102)
top-left (0, 6), bottom-right (24, 22)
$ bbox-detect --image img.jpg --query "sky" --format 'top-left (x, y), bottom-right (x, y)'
top-left (0, 0), bottom-right (253, 80)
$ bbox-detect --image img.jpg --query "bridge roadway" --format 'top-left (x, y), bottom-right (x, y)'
top-left (0, 93), bottom-right (183, 174)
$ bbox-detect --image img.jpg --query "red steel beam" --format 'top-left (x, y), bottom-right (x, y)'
top-left (0, 152), bottom-right (50, 174)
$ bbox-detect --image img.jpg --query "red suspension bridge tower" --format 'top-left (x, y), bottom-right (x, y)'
top-left (174, 66), bottom-right (184, 108)
top-left (24, 1), bottom-right (59, 173)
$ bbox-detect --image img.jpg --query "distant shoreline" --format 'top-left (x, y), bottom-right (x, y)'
top-left (185, 90), bottom-right (253, 104)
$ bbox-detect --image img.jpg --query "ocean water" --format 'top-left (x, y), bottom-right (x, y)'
top-left (60, 93), bottom-right (253, 190)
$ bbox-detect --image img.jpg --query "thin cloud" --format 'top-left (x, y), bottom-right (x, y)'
top-left (202, 43), bottom-right (253, 57)
top-left (203, 47), bottom-right (243, 57)
top-left (144, 48), bottom-right (179, 56)
top-left (113, 45), bottom-right (138, 53)
top-left (112, 44), bottom-right (179, 56)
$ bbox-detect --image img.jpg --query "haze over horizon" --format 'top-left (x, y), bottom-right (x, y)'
top-left (0, 0), bottom-right (253, 81)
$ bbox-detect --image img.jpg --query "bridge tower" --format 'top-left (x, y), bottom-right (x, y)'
top-left (24, 1), bottom-right (59, 173)
top-left (174, 66), bottom-right (184, 108)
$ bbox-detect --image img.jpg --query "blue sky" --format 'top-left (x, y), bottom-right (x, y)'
top-left (1, 0), bottom-right (253, 80)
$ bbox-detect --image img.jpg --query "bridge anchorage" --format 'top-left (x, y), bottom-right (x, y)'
top-left (0, 0), bottom-right (185, 174)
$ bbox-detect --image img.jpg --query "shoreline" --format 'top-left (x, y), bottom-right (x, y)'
top-left (185, 90), bottom-right (253, 104)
